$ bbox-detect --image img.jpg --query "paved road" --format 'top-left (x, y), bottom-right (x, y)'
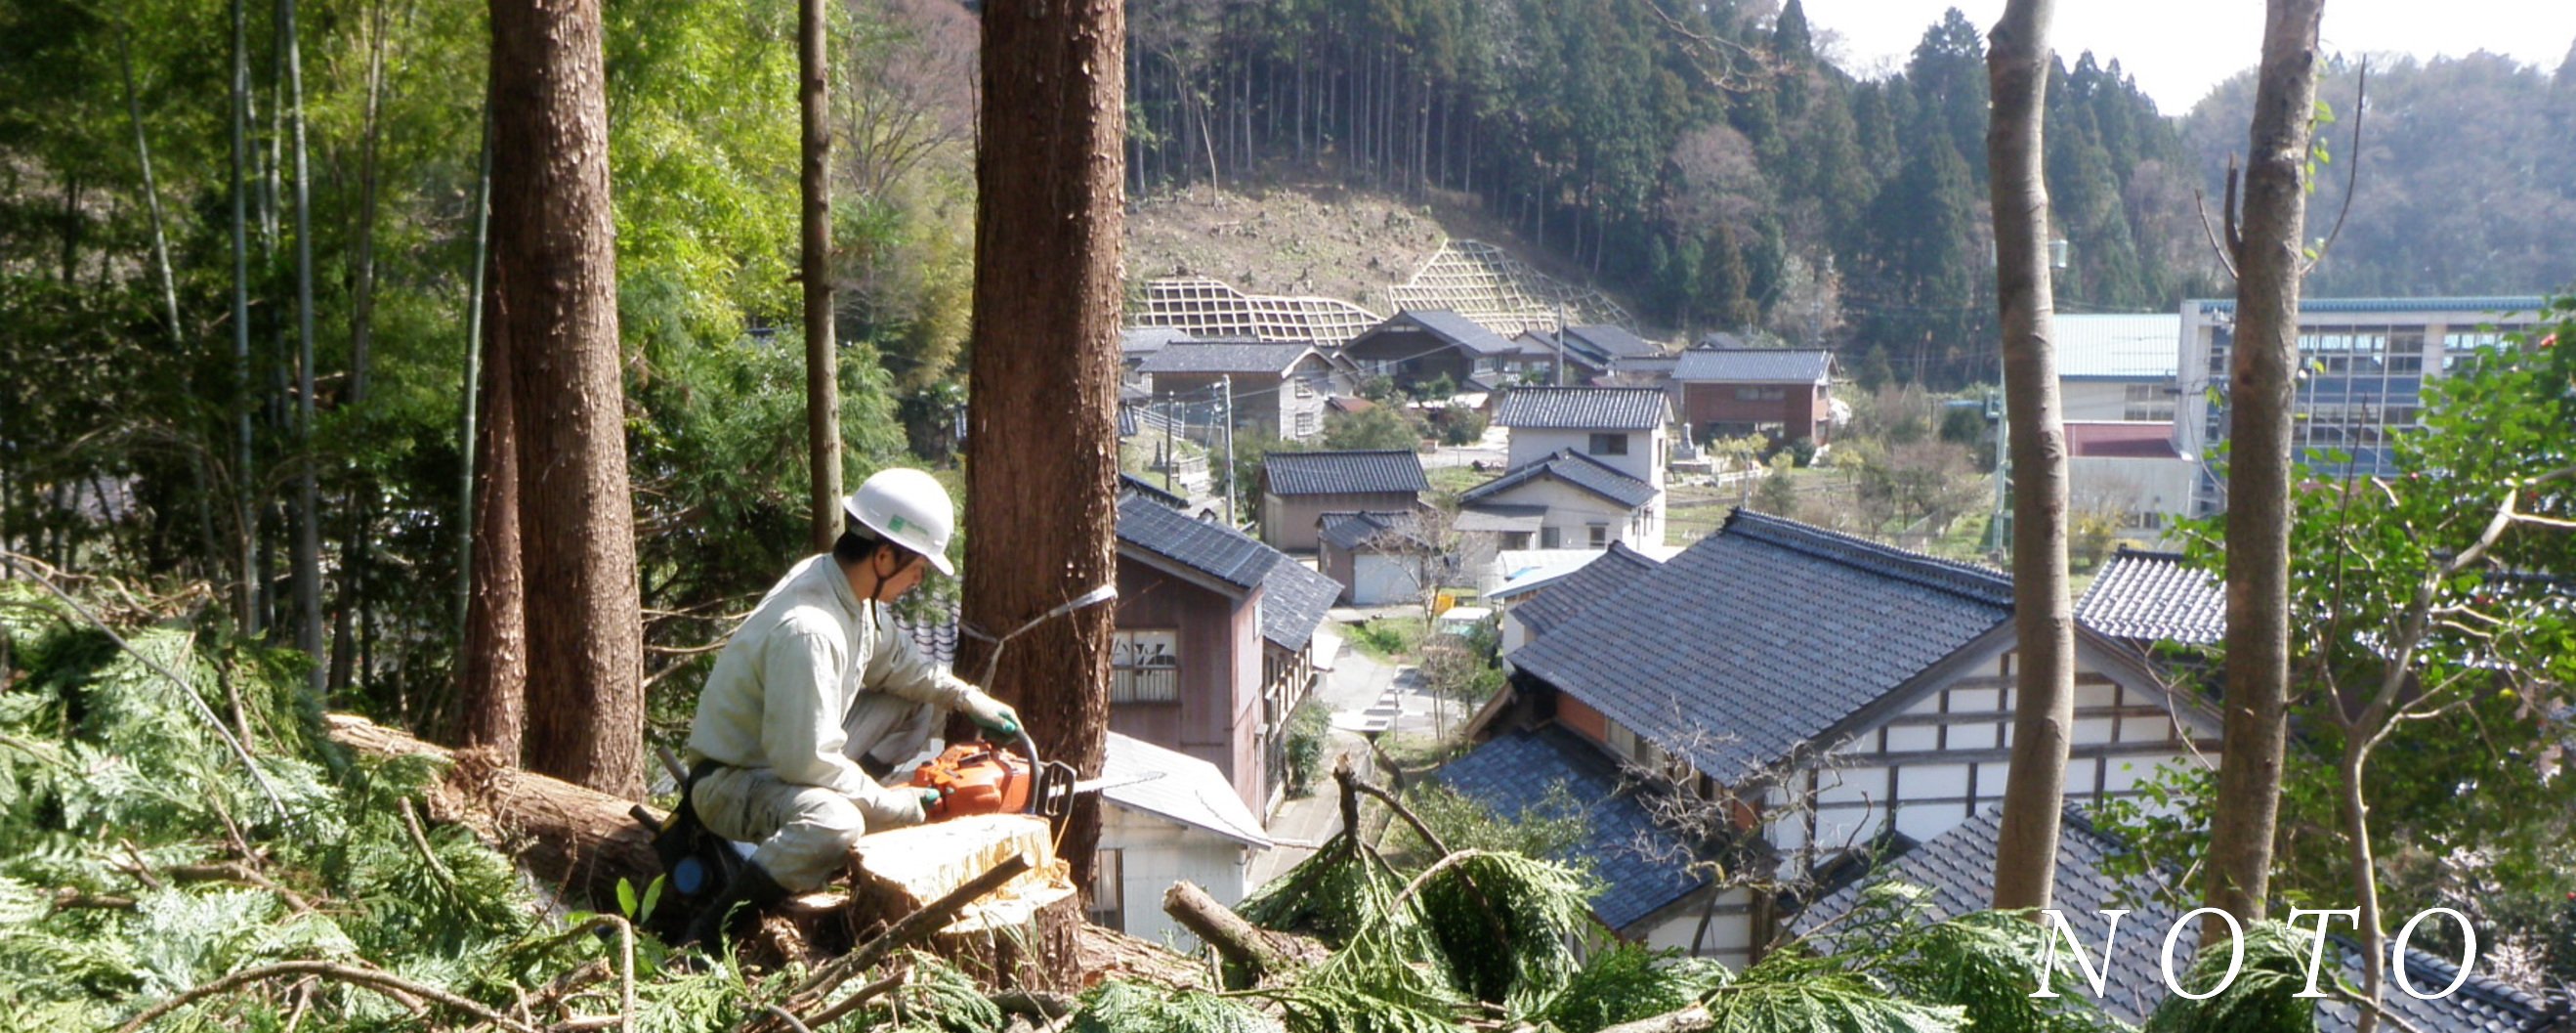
top-left (1248, 636), bottom-right (1460, 888)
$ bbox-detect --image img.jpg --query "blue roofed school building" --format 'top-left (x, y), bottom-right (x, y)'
top-left (1451, 508), bottom-right (2219, 967)
top-left (2178, 296), bottom-right (2548, 503)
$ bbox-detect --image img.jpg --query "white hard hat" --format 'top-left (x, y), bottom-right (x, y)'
top-left (843, 468), bottom-right (956, 577)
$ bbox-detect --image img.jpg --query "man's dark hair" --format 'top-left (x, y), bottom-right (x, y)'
top-left (832, 526), bottom-right (920, 571)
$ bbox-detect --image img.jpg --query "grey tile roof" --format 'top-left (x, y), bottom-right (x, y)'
top-left (1264, 450), bottom-right (1432, 496)
top-left (1507, 542), bottom-right (1664, 643)
top-left (1671, 348), bottom-right (1835, 384)
top-left (1135, 340), bottom-right (1320, 375)
top-left (1259, 559), bottom-right (1340, 654)
top-left (1317, 510), bottom-right (1418, 553)
top-left (1119, 472), bottom-right (1189, 510)
top-left (2077, 549), bottom-right (2224, 645)
top-left (1393, 309), bottom-right (1518, 356)
top-left (1495, 387), bottom-right (1670, 431)
top-left (1434, 725), bottom-right (1708, 930)
top-left (1458, 450), bottom-right (1659, 510)
top-left (1120, 326), bottom-right (1193, 355)
top-left (1117, 494), bottom-right (1279, 591)
top-left (1103, 731), bottom-right (1272, 848)
top-left (894, 597), bottom-right (961, 668)
top-left (1508, 510), bottom-right (2013, 783)
top-left (1797, 808), bottom-right (2567, 1033)
top-left (1565, 324), bottom-right (1667, 359)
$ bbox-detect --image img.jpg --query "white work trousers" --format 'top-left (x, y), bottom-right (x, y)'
top-left (692, 766), bottom-right (918, 891)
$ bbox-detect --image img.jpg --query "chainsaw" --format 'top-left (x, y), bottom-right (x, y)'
top-left (908, 730), bottom-right (1163, 824)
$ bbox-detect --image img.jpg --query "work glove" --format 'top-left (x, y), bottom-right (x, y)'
top-left (851, 780), bottom-right (930, 831)
top-left (960, 691), bottom-right (1021, 738)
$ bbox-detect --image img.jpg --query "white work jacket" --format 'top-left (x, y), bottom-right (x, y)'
top-left (684, 554), bottom-right (974, 798)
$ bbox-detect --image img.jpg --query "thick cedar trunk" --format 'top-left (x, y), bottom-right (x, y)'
top-left (460, 282), bottom-right (525, 753)
top-left (1983, 0), bottom-right (2073, 912)
top-left (800, 0), bottom-right (840, 553)
top-left (963, 0), bottom-right (1123, 984)
top-left (489, 0), bottom-right (645, 796)
top-left (2205, 0), bottom-right (2326, 937)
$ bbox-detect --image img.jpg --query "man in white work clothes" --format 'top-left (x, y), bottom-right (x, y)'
top-left (678, 467), bottom-right (1022, 947)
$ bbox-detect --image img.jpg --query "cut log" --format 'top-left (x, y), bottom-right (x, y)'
top-left (324, 713), bottom-right (658, 904)
top-left (1162, 881), bottom-right (1326, 988)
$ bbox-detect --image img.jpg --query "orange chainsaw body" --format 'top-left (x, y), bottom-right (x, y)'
top-left (910, 741), bottom-right (1034, 821)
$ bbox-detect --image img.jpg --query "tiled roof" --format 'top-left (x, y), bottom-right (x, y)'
top-left (1135, 340), bottom-right (1320, 375)
top-left (1434, 725), bottom-right (1707, 930)
top-left (1564, 324), bottom-right (1667, 360)
top-left (893, 597), bottom-right (961, 668)
top-left (1392, 309), bottom-right (1518, 356)
top-left (1506, 542), bottom-right (1663, 643)
top-left (1258, 559), bottom-right (1340, 653)
top-left (1118, 472), bottom-right (1188, 510)
top-left (1458, 450), bottom-right (1659, 510)
top-left (2192, 296), bottom-right (2546, 317)
top-left (1317, 510), bottom-right (1418, 553)
top-left (1671, 348), bottom-right (1835, 384)
top-left (1102, 731), bottom-right (1272, 848)
top-left (2077, 549), bottom-right (2224, 645)
top-left (1117, 495), bottom-right (1278, 591)
top-left (1508, 510), bottom-right (2012, 783)
top-left (1495, 387), bottom-right (1670, 431)
top-left (2065, 421), bottom-right (2182, 459)
top-left (1120, 326), bottom-right (1194, 355)
top-left (1797, 808), bottom-right (2567, 1033)
top-left (1263, 450), bottom-right (1431, 496)
top-left (2054, 314), bottom-right (2181, 379)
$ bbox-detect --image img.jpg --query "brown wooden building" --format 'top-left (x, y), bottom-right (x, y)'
top-left (1669, 348), bottom-right (1837, 444)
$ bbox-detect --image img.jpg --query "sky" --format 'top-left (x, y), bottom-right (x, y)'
top-left (1803, 0), bottom-right (2576, 114)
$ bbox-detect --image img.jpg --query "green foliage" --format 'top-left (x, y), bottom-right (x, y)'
top-left (2142, 923), bottom-right (2319, 1033)
top-left (1283, 699), bottom-right (1333, 797)
top-left (1325, 406), bottom-right (1422, 452)
top-left (1426, 405), bottom-right (1490, 448)
top-left (1347, 618), bottom-right (1427, 661)
top-left (1388, 783), bottom-right (1588, 868)
top-left (1071, 980), bottom-right (1270, 1033)
top-left (1531, 941), bottom-right (1730, 1031)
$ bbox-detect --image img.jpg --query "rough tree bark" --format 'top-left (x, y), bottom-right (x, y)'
top-left (800, 0), bottom-right (840, 552)
top-left (960, 0), bottom-right (1124, 985)
top-left (488, 0), bottom-right (645, 796)
top-left (1982, 0), bottom-right (2074, 912)
top-left (2204, 0), bottom-right (2327, 937)
top-left (459, 274), bottom-right (525, 753)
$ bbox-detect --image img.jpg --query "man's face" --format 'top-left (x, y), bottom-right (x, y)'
top-left (870, 549), bottom-right (927, 602)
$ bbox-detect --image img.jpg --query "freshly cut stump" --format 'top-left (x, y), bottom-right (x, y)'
top-left (838, 814), bottom-right (1080, 989)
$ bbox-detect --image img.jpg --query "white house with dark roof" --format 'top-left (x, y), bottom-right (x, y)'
top-left (1134, 339), bottom-right (1348, 441)
top-left (1475, 509), bottom-right (2220, 966)
top-left (1457, 450), bottom-right (1663, 549)
top-left (1490, 540), bottom-right (1663, 654)
top-left (1092, 731), bottom-right (1276, 947)
top-left (1670, 348), bottom-right (1837, 444)
top-left (1495, 386), bottom-right (1673, 485)
top-left (1258, 450), bottom-right (1431, 552)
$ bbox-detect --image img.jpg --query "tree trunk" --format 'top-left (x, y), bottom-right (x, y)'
top-left (963, 0), bottom-right (1123, 985)
top-left (1983, 0), bottom-right (2073, 912)
top-left (489, 0), bottom-right (646, 796)
top-left (452, 103), bottom-right (495, 740)
top-left (347, 0), bottom-right (389, 406)
top-left (282, 0), bottom-right (324, 694)
top-left (800, 0), bottom-right (840, 554)
top-left (460, 264), bottom-right (525, 753)
top-left (2204, 0), bottom-right (2326, 938)
top-left (117, 29), bottom-right (183, 348)
top-left (231, 0), bottom-right (259, 639)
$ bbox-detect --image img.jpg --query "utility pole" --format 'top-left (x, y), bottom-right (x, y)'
top-left (1221, 375), bottom-right (1237, 527)
top-left (1161, 392), bottom-right (1176, 493)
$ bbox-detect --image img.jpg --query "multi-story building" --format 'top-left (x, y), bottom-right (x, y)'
top-left (2177, 296), bottom-right (2546, 507)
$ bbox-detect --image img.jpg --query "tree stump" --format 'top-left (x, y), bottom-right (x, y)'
top-left (837, 813), bottom-right (1080, 991)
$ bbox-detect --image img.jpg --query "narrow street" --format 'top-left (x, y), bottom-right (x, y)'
top-left (1248, 617), bottom-right (1457, 888)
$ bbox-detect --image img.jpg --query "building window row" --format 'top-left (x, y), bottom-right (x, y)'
top-left (1111, 629), bottom-right (1179, 704)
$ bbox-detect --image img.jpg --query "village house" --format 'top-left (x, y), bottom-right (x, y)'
top-left (1258, 450), bottom-right (1431, 552)
top-left (1487, 540), bottom-right (1662, 654)
top-left (1132, 339), bottom-right (1349, 442)
top-left (1670, 347), bottom-right (1837, 444)
top-left (1505, 323), bottom-right (1672, 385)
top-left (2064, 420), bottom-right (2197, 546)
top-left (1456, 509), bottom-right (2220, 968)
top-left (1089, 731), bottom-right (1275, 947)
top-left (1112, 492), bottom-right (1340, 816)
top-left (2053, 313), bottom-right (2184, 422)
top-left (1495, 386), bottom-right (1671, 482)
top-left (1457, 450), bottom-right (1661, 549)
top-left (1338, 309), bottom-right (1517, 395)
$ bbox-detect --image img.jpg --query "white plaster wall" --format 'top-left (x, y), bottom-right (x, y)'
top-left (2060, 380), bottom-right (2138, 422)
top-left (1469, 477), bottom-right (1655, 548)
top-left (1099, 805), bottom-right (1257, 952)
top-left (1505, 426), bottom-right (1667, 487)
top-left (1349, 554), bottom-right (1421, 606)
top-left (2070, 455), bottom-right (2196, 546)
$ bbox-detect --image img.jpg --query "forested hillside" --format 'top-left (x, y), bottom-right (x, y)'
top-left (1124, 0), bottom-right (2220, 386)
top-left (2180, 48), bottom-right (2576, 297)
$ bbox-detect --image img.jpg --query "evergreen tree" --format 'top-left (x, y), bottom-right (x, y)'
top-left (1706, 222), bottom-right (1758, 330)
top-left (1860, 143), bottom-right (1980, 386)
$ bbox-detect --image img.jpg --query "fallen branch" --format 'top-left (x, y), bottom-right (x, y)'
top-left (761, 853), bottom-right (1034, 1028)
top-left (1597, 1004), bottom-right (1714, 1033)
top-left (111, 960), bottom-right (537, 1033)
top-left (800, 969), bottom-right (908, 1031)
top-left (1162, 881), bottom-right (1324, 988)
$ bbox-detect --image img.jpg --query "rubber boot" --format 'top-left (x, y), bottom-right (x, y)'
top-left (677, 862), bottom-right (788, 952)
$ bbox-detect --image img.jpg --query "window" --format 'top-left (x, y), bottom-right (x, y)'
top-left (1539, 526), bottom-right (1561, 548)
top-left (1111, 629), bottom-right (1179, 703)
top-left (1734, 386), bottom-right (1787, 402)
top-left (2122, 383), bottom-right (2174, 422)
top-left (1087, 848), bottom-right (1125, 930)
top-left (1587, 524), bottom-right (1610, 547)
top-left (1293, 410), bottom-right (1318, 438)
top-left (1294, 376), bottom-right (1315, 399)
top-left (1587, 433), bottom-right (1629, 455)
